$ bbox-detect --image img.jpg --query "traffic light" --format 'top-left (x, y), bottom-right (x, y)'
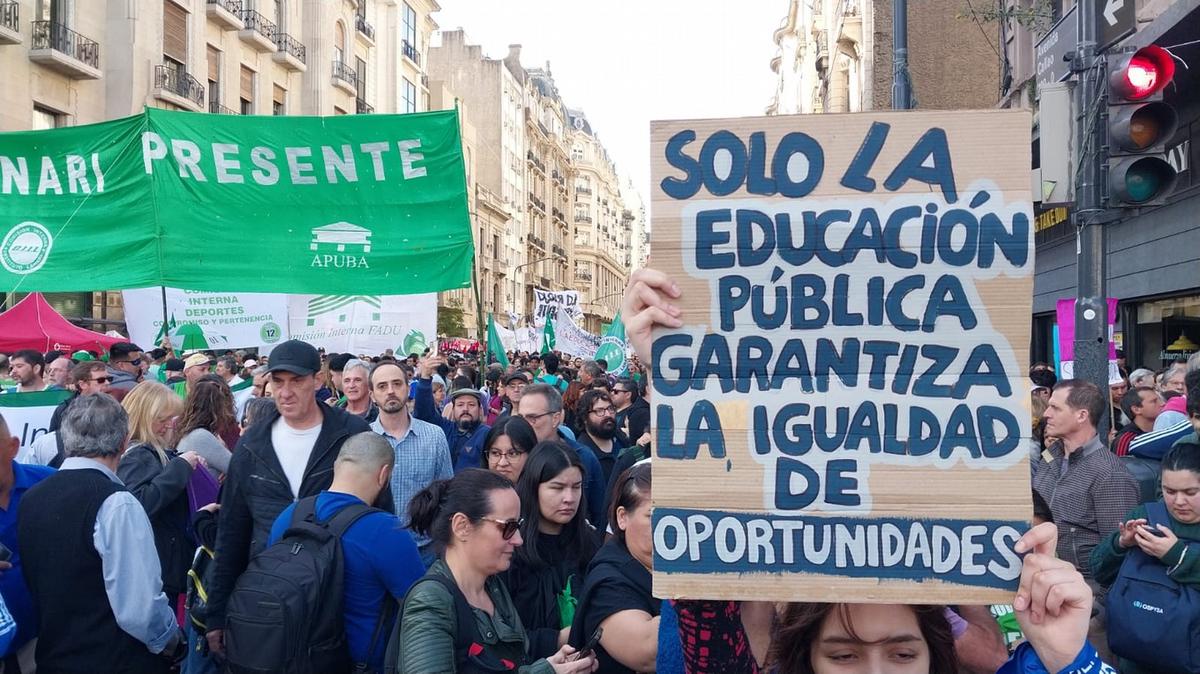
top-left (1106, 45), bottom-right (1178, 207)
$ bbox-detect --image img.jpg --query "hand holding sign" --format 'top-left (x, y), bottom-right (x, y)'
top-left (621, 268), bottom-right (682, 361)
top-left (1012, 522), bottom-right (1092, 673)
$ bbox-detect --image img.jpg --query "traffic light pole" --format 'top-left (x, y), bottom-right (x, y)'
top-left (891, 0), bottom-right (912, 109)
top-left (1073, 0), bottom-right (1112, 438)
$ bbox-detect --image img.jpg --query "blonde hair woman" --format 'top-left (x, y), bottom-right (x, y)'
top-left (118, 381), bottom-right (205, 600)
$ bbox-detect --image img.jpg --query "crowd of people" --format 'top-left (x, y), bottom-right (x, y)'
top-left (0, 269), bottom-right (1191, 673)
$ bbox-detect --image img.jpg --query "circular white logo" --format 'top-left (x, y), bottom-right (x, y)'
top-left (1, 222), bottom-right (53, 275)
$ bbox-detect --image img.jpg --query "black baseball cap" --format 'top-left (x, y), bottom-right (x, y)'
top-left (264, 340), bottom-right (321, 376)
top-left (164, 358), bottom-right (186, 372)
top-left (503, 372), bottom-right (530, 385)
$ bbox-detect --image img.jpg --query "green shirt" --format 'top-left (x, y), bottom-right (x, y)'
top-left (1091, 502), bottom-right (1200, 588)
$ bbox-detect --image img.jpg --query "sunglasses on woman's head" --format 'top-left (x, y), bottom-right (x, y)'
top-left (480, 517), bottom-right (524, 540)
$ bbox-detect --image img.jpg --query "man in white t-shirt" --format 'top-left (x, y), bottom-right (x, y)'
top-left (202, 339), bottom-right (390, 658)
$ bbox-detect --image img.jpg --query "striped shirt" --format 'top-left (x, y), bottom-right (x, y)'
top-left (1128, 419), bottom-right (1194, 460)
top-left (370, 416), bottom-right (453, 549)
top-left (1032, 434), bottom-right (1139, 582)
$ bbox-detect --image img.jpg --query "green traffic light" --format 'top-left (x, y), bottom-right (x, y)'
top-left (1122, 157), bottom-right (1174, 203)
top-left (1126, 169), bottom-right (1161, 203)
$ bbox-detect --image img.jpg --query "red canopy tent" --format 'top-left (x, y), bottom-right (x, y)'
top-left (0, 293), bottom-right (124, 355)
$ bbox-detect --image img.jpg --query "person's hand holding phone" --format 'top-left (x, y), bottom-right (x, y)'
top-left (545, 645), bottom-right (597, 673)
top-left (1135, 522), bottom-right (1178, 559)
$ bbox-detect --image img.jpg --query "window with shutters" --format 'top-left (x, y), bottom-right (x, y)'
top-left (163, 1), bottom-right (187, 67)
top-left (273, 84), bottom-right (286, 116)
top-left (207, 46), bottom-right (221, 106)
top-left (333, 22), bottom-right (345, 64)
top-left (240, 65), bottom-right (255, 115)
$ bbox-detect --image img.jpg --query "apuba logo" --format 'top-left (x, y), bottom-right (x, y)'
top-left (310, 222), bottom-right (372, 269)
top-left (1, 221), bottom-right (53, 275)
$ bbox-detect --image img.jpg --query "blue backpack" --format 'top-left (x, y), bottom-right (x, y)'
top-left (1107, 500), bottom-right (1200, 672)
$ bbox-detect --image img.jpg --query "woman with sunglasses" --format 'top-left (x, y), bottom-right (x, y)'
top-left (569, 461), bottom-right (658, 674)
top-left (395, 468), bottom-right (598, 674)
top-left (506, 442), bottom-right (603, 659)
top-left (483, 416), bottom-right (539, 485)
top-left (117, 381), bottom-right (201, 609)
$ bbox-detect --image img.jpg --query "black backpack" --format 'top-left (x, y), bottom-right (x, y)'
top-left (225, 497), bottom-right (376, 674)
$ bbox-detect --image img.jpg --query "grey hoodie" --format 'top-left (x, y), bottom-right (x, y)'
top-left (106, 366), bottom-right (139, 392)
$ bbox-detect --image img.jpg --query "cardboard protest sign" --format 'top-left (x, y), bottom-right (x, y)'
top-left (649, 110), bottom-right (1034, 604)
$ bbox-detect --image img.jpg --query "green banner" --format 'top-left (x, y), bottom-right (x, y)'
top-left (0, 108), bottom-right (473, 295)
top-left (486, 314), bottom-right (509, 369)
top-left (593, 311), bottom-right (628, 375)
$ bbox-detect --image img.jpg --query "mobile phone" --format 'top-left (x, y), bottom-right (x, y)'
top-left (572, 627), bottom-right (603, 661)
top-left (1143, 524), bottom-right (1168, 537)
top-left (0, 542), bottom-right (12, 563)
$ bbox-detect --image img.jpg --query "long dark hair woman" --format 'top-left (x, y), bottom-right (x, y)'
top-left (173, 376), bottom-right (236, 478)
top-left (569, 461), bottom-right (657, 674)
top-left (392, 469), bottom-right (597, 674)
top-left (507, 442), bottom-right (603, 658)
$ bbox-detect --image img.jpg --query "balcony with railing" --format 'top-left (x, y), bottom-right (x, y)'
top-left (272, 32), bottom-right (306, 71)
top-left (575, 185), bottom-right (592, 196)
top-left (528, 193), bottom-right (546, 214)
top-left (0, 2), bottom-right (20, 44)
top-left (528, 235), bottom-right (546, 251)
top-left (154, 64), bottom-right (205, 111)
top-left (552, 244), bottom-right (566, 258)
top-left (237, 9), bottom-right (276, 52)
top-left (575, 271), bottom-right (593, 282)
top-left (355, 14), bottom-right (375, 44)
top-left (525, 151), bottom-right (545, 174)
top-left (575, 214), bottom-right (593, 224)
top-left (208, 99), bottom-right (239, 114)
top-left (331, 60), bottom-right (358, 94)
top-left (355, 98), bottom-right (374, 114)
top-left (30, 21), bottom-right (101, 78)
top-left (206, 0), bottom-right (243, 30)
top-left (401, 39), bottom-right (419, 65)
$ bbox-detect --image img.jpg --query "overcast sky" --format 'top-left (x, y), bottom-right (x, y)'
top-left (432, 0), bottom-right (786, 208)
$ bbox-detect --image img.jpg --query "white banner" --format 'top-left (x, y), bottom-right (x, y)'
top-left (514, 327), bottom-right (540, 353)
top-left (554, 312), bottom-right (600, 359)
top-left (288, 294), bottom-right (437, 356)
top-left (0, 390), bottom-right (71, 451)
top-left (123, 288), bottom-right (289, 350)
top-left (533, 288), bottom-right (582, 327)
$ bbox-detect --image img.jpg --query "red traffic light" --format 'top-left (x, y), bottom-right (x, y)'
top-left (1110, 45), bottom-right (1176, 101)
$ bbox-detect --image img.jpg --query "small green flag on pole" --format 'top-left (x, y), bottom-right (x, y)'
top-left (594, 311), bottom-right (629, 375)
top-left (487, 314), bottom-right (510, 369)
top-left (541, 316), bottom-right (556, 354)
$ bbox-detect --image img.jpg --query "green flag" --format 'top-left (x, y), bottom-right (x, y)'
top-left (0, 108), bottom-right (472, 295)
top-left (593, 311), bottom-right (629, 375)
top-left (541, 316), bottom-right (556, 354)
top-left (486, 314), bottom-right (509, 369)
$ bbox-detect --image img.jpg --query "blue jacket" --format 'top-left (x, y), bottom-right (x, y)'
top-left (0, 461), bottom-right (54, 650)
top-left (412, 378), bottom-right (490, 473)
top-left (269, 491), bottom-right (423, 673)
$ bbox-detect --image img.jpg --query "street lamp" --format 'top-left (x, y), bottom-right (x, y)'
top-left (510, 255), bottom-right (556, 323)
top-left (584, 291), bottom-right (625, 332)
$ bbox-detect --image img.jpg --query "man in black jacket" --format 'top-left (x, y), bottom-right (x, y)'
top-left (612, 378), bottom-right (650, 444)
top-left (204, 340), bottom-right (391, 657)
